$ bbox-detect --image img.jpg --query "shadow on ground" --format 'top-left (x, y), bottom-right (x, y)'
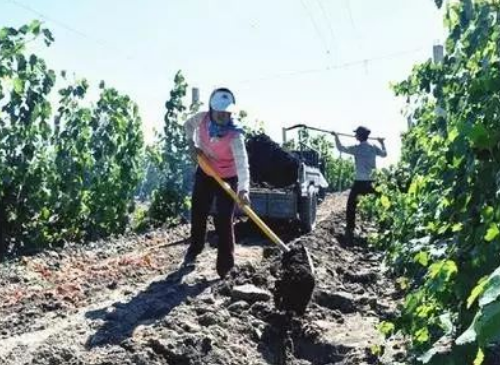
top-left (85, 266), bottom-right (216, 348)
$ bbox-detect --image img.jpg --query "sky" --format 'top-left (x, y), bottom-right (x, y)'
top-left (0, 0), bottom-right (446, 166)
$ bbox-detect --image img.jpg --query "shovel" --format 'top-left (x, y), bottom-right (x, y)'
top-left (197, 154), bottom-right (316, 314)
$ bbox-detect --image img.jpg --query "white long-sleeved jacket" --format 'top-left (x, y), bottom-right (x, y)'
top-left (184, 112), bottom-right (250, 193)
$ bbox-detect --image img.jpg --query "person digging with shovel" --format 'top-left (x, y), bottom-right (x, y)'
top-left (332, 126), bottom-right (387, 245)
top-left (180, 88), bottom-right (250, 278)
top-left (180, 88), bottom-right (316, 314)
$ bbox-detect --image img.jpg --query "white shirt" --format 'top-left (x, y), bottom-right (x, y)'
top-left (335, 138), bottom-right (387, 181)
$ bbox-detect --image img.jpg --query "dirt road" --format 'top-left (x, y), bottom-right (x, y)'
top-left (0, 194), bottom-right (402, 365)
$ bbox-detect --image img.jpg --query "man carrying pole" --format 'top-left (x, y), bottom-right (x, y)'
top-left (332, 126), bottom-right (387, 245)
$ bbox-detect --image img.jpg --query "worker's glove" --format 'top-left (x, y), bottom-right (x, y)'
top-left (238, 190), bottom-right (251, 206)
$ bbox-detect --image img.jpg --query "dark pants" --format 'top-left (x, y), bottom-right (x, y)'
top-left (187, 168), bottom-right (237, 277)
top-left (346, 180), bottom-right (375, 232)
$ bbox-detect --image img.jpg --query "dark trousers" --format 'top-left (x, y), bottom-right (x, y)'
top-left (346, 180), bottom-right (375, 232)
top-left (187, 168), bottom-right (237, 277)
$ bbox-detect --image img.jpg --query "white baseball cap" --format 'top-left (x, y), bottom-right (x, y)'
top-left (209, 90), bottom-right (237, 113)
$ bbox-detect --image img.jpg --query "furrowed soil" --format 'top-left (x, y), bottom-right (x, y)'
top-left (0, 193), bottom-right (404, 365)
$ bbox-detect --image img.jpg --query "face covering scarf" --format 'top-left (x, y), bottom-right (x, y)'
top-left (209, 118), bottom-right (244, 138)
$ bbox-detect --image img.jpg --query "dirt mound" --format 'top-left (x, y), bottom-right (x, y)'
top-left (0, 194), bottom-right (403, 365)
top-left (246, 134), bottom-right (300, 188)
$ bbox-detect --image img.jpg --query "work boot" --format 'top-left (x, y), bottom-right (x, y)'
top-left (216, 253), bottom-right (234, 279)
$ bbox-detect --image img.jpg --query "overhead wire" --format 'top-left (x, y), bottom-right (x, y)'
top-left (4, 0), bottom-right (135, 60)
top-left (314, 0), bottom-right (339, 64)
top-left (2, 0), bottom-right (169, 102)
top-left (236, 46), bottom-right (426, 86)
top-left (299, 0), bottom-right (332, 58)
top-left (343, 0), bottom-right (363, 50)
top-left (4, 0), bottom-right (431, 97)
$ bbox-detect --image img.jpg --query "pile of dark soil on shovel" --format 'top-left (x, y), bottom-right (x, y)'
top-left (274, 244), bottom-right (316, 315)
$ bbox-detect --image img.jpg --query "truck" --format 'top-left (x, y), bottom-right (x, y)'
top-left (237, 126), bottom-right (329, 233)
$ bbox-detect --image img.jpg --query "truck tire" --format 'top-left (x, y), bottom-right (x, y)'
top-left (318, 187), bottom-right (326, 202)
top-left (299, 190), bottom-right (317, 233)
